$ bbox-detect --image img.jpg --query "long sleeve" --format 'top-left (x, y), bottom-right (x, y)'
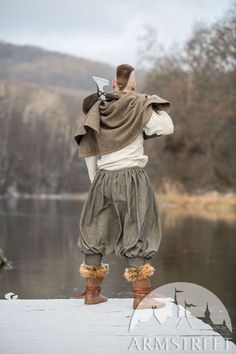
top-left (84, 155), bottom-right (98, 183)
top-left (143, 110), bottom-right (174, 136)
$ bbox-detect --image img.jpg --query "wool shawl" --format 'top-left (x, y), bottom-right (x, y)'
top-left (74, 89), bottom-right (171, 158)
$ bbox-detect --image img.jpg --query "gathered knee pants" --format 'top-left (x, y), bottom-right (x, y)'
top-left (77, 166), bottom-right (162, 267)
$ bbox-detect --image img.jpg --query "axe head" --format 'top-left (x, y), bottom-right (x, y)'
top-left (92, 76), bottom-right (109, 100)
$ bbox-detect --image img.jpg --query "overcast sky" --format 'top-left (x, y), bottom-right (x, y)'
top-left (0, 0), bottom-right (233, 67)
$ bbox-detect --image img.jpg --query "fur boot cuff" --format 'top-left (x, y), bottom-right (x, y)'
top-left (124, 263), bottom-right (155, 282)
top-left (79, 262), bottom-right (109, 279)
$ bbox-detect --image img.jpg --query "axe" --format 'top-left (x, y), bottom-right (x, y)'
top-left (92, 76), bottom-right (120, 102)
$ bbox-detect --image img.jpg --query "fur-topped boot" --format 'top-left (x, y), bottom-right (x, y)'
top-left (124, 263), bottom-right (165, 309)
top-left (77, 263), bottom-right (109, 305)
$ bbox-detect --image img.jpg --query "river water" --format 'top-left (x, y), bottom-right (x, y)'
top-left (0, 198), bottom-right (235, 341)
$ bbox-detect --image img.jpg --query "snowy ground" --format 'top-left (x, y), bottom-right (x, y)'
top-left (0, 298), bottom-right (235, 354)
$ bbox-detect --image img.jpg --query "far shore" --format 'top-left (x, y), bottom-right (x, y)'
top-left (156, 190), bottom-right (236, 223)
top-left (154, 180), bottom-right (236, 223)
top-left (0, 186), bottom-right (235, 223)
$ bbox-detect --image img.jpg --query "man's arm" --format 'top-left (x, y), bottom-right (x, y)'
top-left (143, 110), bottom-right (174, 136)
top-left (84, 155), bottom-right (98, 183)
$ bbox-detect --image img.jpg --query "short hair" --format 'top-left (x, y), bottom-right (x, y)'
top-left (116, 64), bottom-right (135, 91)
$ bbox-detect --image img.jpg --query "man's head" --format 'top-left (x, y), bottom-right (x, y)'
top-left (112, 64), bottom-right (136, 92)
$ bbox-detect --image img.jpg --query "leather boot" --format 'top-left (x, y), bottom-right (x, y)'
top-left (77, 262), bottom-right (109, 305)
top-left (124, 263), bottom-right (166, 310)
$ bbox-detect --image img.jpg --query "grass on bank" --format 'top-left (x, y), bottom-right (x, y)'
top-left (155, 178), bottom-right (236, 223)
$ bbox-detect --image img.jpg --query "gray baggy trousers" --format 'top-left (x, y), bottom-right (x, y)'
top-left (77, 166), bottom-right (162, 267)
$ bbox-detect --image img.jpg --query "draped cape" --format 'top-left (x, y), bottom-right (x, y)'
top-left (74, 89), bottom-right (171, 158)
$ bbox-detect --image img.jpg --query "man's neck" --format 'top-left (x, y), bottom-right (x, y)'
top-left (119, 88), bottom-right (135, 93)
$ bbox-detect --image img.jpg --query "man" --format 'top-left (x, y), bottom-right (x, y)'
top-left (74, 64), bottom-right (174, 309)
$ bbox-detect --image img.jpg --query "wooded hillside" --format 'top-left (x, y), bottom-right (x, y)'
top-left (0, 3), bottom-right (235, 195)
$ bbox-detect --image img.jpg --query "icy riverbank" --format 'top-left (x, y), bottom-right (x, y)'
top-left (0, 299), bottom-right (235, 354)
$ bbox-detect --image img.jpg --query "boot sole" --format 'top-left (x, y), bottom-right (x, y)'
top-left (84, 297), bottom-right (109, 305)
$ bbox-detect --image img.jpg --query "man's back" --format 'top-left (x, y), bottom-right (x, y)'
top-left (85, 109), bottom-right (174, 182)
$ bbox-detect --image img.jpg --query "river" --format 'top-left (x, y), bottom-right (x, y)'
top-left (0, 198), bottom-right (235, 341)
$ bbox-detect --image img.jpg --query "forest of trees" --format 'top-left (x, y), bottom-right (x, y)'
top-left (140, 3), bottom-right (236, 192)
top-left (0, 2), bottom-right (235, 196)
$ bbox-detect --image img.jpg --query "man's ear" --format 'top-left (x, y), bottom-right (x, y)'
top-left (112, 79), bottom-right (116, 89)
